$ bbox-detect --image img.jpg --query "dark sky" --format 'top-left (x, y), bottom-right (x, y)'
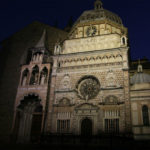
top-left (0, 0), bottom-right (150, 60)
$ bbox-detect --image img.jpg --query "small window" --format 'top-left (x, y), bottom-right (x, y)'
top-left (122, 37), bottom-right (126, 45)
top-left (122, 37), bottom-right (125, 44)
top-left (58, 62), bottom-right (61, 68)
top-left (142, 105), bottom-right (149, 126)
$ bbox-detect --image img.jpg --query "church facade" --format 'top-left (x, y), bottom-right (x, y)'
top-left (11, 0), bottom-right (150, 142)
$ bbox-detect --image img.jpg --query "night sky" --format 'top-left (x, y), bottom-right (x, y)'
top-left (0, 0), bottom-right (150, 60)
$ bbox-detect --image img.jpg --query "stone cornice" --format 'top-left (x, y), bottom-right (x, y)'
top-left (101, 87), bottom-right (124, 90)
top-left (55, 90), bottom-right (75, 93)
top-left (57, 62), bottom-right (124, 73)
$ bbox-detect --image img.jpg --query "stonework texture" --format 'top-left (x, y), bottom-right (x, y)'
top-left (1, 0), bottom-right (150, 143)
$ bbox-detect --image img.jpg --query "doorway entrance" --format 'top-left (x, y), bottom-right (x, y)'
top-left (14, 94), bottom-right (43, 143)
top-left (81, 118), bottom-right (92, 136)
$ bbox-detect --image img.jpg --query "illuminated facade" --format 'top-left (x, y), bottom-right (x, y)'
top-left (11, 0), bottom-right (150, 142)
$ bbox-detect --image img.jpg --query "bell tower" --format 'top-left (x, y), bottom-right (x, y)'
top-left (12, 30), bottom-right (51, 143)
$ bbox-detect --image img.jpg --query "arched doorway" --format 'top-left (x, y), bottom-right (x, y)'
top-left (14, 94), bottom-right (43, 143)
top-left (81, 118), bottom-right (92, 136)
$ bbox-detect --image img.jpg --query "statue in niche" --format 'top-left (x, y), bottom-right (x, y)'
top-left (36, 54), bottom-right (40, 62)
top-left (63, 80), bottom-right (69, 88)
top-left (60, 75), bottom-right (71, 89)
top-left (33, 55), bottom-right (36, 61)
top-left (22, 76), bottom-right (27, 86)
top-left (54, 43), bottom-right (61, 55)
top-left (34, 73), bottom-right (39, 84)
top-left (40, 67), bottom-right (48, 85)
top-left (39, 54), bottom-right (43, 61)
top-left (105, 69), bottom-right (117, 87)
top-left (30, 65), bottom-right (39, 85)
top-left (40, 74), bottom-right (46, 85)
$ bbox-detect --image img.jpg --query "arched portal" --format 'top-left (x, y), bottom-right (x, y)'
top-left (14, 94), bottom-right (43, 143)
top-left (81, 118), bottom-right (92, 136)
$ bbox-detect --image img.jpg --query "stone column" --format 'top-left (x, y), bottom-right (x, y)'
top-left (123, 70), bottom-right (132, 133)
top-left (46, 75), bottom-right (56, 132)
top-left (45, 56), bottom-right (58, 132)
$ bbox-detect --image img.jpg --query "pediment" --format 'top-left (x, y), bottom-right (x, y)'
top-left (57, 97), bottom-right (71, 107)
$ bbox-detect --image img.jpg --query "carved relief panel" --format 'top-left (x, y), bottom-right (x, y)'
top-left (105, 69), bottom-right (120, 88)
top-left (58, 97), bottom-right (71, 107)
top-left (59, 74), bottom-right (71, 90)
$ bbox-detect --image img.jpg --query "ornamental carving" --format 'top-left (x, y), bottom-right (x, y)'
top-left (75, 103), bottom-right (99, 110)
top-left (58, 98), bottom-right (70, 107)
top-left (75, 103), bottom-right (99, 115)
top-left (60, 74), bottom-right (71, 89)
top-left (76, 76), bottom-right (100, 101)
top-left (86, 26), bottom-right (97, 37)
top-left (104, 95), bottom-right (118, 105)
top-left (59, 53), bottom-right (122, 68)
top-left (105, 69), bottom-right (119, 87)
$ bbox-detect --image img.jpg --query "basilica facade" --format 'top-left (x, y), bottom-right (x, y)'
top-left (11, 0), bottom-right (150, 142)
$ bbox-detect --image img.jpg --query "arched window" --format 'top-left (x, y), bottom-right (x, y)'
top-left (121, 37), bottom-right (126, 45)
top-left (122, 37), bottom-right (125, 45)
top-left (39, 67), bottom-right (48, 85)
top-left (21, 68), bottom-right (29, 86)
top-left (142, 105), bottom-right (149, 126)
top-left (30, 65), bottom-right (39, 85)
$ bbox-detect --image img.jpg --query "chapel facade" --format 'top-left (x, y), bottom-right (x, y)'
top-left (11, 0), bottom-right (150, 142)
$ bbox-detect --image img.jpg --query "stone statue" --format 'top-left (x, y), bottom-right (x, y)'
top-left (22, 76), bottom-right (27, 86)
top-left (54, 43), bottom-right (61, 55)
top-left (33, 55), bottom-right (36, 61)
top-left (34, 73), bottom-right (39, 84)
top-left (39, 54), bottom-right (43, 62)
top-left (40, 74), bottom-right (45, 85)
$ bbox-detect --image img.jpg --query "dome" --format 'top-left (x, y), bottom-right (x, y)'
top-left (130, 64), bottom-right (150, 84)
top-left (130, 73), bottom-right (150, 84)
top-left (68, 0), bottom-right (127, 40)
top-left (73, 0), bottom-right (122, 27)
top-left (75, 9), bottom-right (122, 26)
